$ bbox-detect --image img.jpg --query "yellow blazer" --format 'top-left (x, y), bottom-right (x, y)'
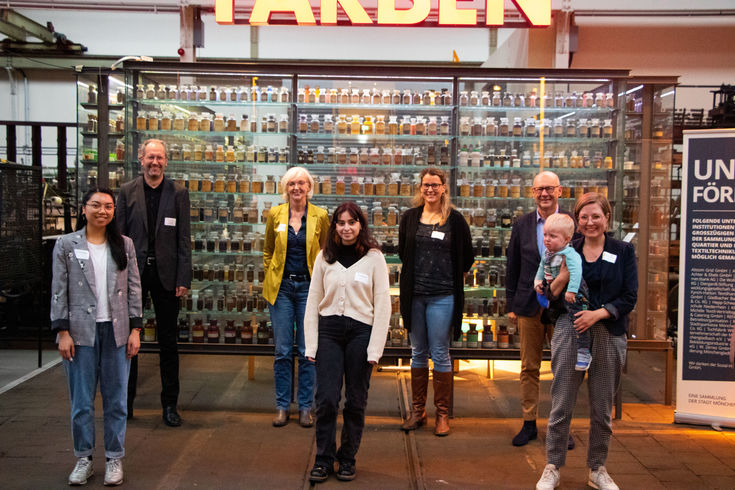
top-left (262, 202), bottom-right (330, 305)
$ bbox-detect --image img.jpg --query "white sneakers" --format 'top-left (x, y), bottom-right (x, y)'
top-left (104, 458), bottom-right (124, 486)
top-left (68, 457), bottom-right (94, 485)
top-left (67, 457), bottom-right (123, 486)
top-left (536, 464), bottom-right (560, 490)
top-left (537, 464), bottom-right (618, 490)
top-left (588, 466), bottom-right (619, 490)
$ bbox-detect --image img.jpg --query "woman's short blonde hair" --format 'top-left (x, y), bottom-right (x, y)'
top-left (280, 166), bottom-right (314, 201)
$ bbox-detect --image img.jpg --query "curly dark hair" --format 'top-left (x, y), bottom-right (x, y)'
top-left (322, 202), bottom-right (379, 264)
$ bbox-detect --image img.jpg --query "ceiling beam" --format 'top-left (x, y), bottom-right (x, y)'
top-left (0, 8), bottom-right (55, 43)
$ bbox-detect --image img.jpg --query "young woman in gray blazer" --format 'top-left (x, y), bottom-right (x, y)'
top-left (51, 188), bottom-right (142, 486)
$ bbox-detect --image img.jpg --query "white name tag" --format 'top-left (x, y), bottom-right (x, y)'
top-left (354, 272), bottom-right (369, 284)
top-left (276, 223), bottom-right (287, 232)
top-left (164, 217), bottom-right (176, 226)
top-left (602, 251), bottom-right (617, 263)
top-left (431, 230), bottom-right (445, 240)
top-left (74, 249), bottom-right (89, 260)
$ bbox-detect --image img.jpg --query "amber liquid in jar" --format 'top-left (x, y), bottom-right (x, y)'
top-left (321, 177), bottom-right (332, 194)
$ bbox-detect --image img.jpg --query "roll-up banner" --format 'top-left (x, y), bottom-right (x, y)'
top-left (676, 129), bottom-right (735, 427)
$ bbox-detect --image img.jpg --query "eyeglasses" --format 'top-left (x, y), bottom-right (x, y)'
top-left (86, 202), bottom-right (114, 211)
top-left (532, 185), bottom-right (559, 195)
top-left (422, 183), bottom-right (443, 190)
top-left (578, 213), bottom-right (606, 223)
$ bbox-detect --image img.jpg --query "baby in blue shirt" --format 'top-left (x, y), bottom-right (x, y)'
top-left (534, 213), bottom-right (591, 371)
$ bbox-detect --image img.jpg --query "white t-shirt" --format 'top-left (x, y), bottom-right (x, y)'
top-left (88, 241), bottom-right (111, 322)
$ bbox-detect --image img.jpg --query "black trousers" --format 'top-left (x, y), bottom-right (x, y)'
top-left (314, 315), bottom-right (373, 467)
top-left (128, 264), bottom-right (180, 409)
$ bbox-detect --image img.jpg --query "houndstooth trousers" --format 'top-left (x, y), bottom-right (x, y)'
top-left (545, 313), bottom-right (626, 470)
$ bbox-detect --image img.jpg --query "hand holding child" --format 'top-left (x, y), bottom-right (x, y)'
top-left (564, 291), bottom-right (576, 303)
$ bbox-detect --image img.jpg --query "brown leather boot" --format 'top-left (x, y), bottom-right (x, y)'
top-left (433, 370), bottom-right (453, 436)
top-left (401, 367), bottom-right (429, 431)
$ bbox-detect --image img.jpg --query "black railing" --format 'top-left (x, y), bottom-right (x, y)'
top-left (1, 120), bottom-right (77, 366)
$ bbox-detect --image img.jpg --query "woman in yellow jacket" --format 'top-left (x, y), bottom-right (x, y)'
top-left (263, 166), bottom-right (330, 428)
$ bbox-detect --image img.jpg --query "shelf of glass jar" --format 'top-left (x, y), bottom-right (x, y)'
top-left (295, 112), bottom-right (452, 137)
top-left (457, 115), bottom-right (615, 141)
top-left (133, 82), bottom-right (291, 103)
top-left (295, 87), bottom-right (453, 106)
top-left (456, 89), bottom-right (616, 110)
top-left (132, 110), bottom-right (292, 134)
top-left (296, 143), bottom-right (450, 167)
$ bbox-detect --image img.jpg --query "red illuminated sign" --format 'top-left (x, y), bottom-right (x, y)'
top-left (214, 0), bottom-right (551, 27)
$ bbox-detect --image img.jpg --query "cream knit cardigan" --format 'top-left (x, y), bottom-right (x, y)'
top-left (304, 248), bottom-right (392, 363)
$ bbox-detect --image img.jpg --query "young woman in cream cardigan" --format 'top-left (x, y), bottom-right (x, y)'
top-left (305, 202), bottom-right (391, 483)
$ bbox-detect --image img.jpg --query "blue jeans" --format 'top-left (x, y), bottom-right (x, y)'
top-left (409, 295), bottom-right (454, 372)
top-left (63, 321), bottom-right (130, 459)
top-left (268, 277), bottom-right (315, 410)
top-left (314, 315), bottom-right (373, 467)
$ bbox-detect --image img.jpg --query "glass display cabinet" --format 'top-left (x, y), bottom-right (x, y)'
top-left (124, 66), bottom-right (294, 346)
top-left (117, 61), bottom-right (631, 354)
top-left (622, 76), bottom-right (677, 340)
top-left (454, 75), bottom-right (622, 349)
top-left (76, 68), bottom-right (127, 195)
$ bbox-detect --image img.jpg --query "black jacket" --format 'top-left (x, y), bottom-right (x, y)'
top-left (571, 234), bottom-right (638, 336)
top-left (398, 206), bottom-right (474, 341)
top-left (116, 175), bottom-right (192, 291)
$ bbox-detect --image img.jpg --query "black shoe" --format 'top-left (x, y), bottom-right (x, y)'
top-left (512, 420), bottom-right (538, 446)
top-left (336, 461), bottom-right (356, 481)
top-left (568, 433), bottom-right (576, 450)
top-left (162, 406), bottom-right (182, 427)
top-left (309, 463), bottom-right (332, 483)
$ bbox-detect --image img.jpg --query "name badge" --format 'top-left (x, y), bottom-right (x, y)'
top-left (602, 251), bottom-right (617, 263)
top-left (164, 217), bottom-right (176, 226)
top-left (276, 223), bottom-right (287, 232)
top-left (74, 249), bottom-right (89, 260)
top-left (354, 272), bottom-right (369, 284)
top-left (431, 230), bottom-right (445, 240)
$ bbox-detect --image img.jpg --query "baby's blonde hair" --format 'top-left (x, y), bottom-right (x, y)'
top-left (545, 213), bottom-right (575, 240)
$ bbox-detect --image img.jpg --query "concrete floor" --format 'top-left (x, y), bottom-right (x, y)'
top-left (1, 349), bottom-right (734, 489)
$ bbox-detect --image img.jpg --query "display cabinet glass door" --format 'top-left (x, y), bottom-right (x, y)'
top-left (623, 78), bottom-right (676, 340)
top-left (124, 69), bottom-right (294, 345)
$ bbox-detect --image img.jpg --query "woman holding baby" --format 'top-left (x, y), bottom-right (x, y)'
top-left (535, 193), bottom-right (638, 490)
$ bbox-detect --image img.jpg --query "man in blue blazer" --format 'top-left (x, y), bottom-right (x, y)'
top-left (506, 171), bottom-right (574, 449)
top-left (117, 139), bottom-right (192, 427)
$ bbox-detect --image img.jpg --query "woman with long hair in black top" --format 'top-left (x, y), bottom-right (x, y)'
top-left (398, 168), bottom-right (474, 436)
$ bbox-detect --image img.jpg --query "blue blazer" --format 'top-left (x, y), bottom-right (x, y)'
top-left (572, 234), bottom-right (638, 336)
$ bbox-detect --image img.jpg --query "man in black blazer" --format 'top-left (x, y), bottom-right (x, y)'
top-left (506, 170), bottom-right (573, 448)
top-left (117, 139), bottom-right (191, 427)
